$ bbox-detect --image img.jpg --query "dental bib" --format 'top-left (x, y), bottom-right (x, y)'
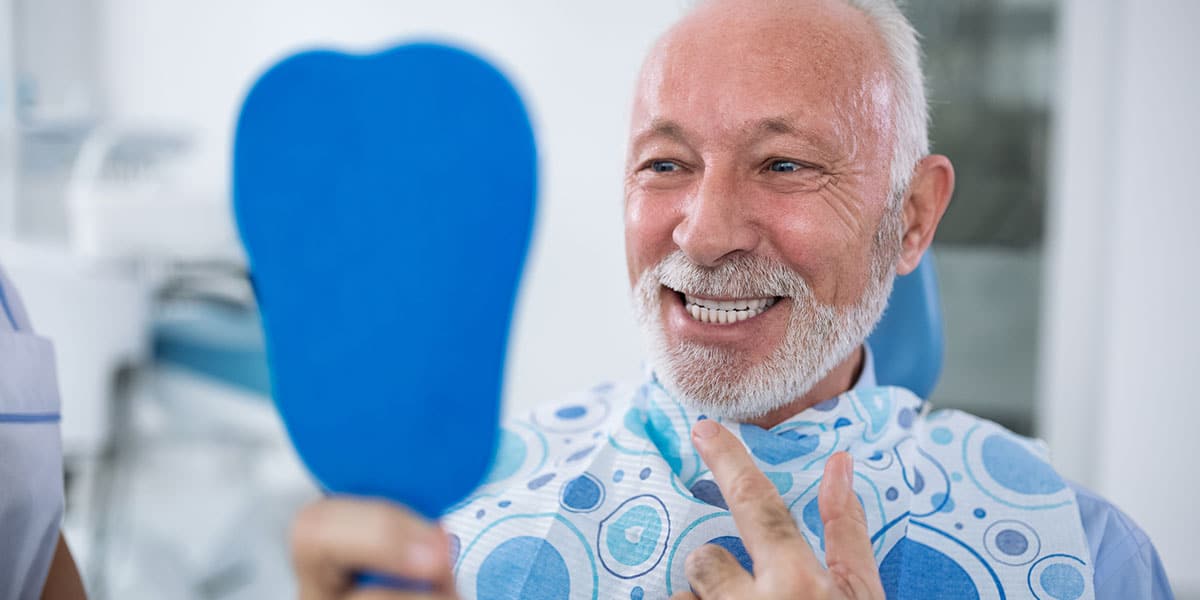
top-left (443, 379), bottom-right (1094, 599)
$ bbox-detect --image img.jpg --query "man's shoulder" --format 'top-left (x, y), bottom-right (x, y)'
top-left (1070, 480), bottom-right (1149, 557)
top-left (1067, 481), bottom-right (1174, 598)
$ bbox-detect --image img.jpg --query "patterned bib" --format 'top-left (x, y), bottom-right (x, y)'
top-left (443, 378), bottom-right (1094, 599)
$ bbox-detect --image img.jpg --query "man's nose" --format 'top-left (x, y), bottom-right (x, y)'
top-left (672, 170), bottom-right (760, 267)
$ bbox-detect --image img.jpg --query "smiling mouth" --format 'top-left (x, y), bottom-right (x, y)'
top-left (678, 292), bottom-right (780, 325)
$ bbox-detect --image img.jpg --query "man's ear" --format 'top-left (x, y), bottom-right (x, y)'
top-left (896, 154), bottom-right (954, 275)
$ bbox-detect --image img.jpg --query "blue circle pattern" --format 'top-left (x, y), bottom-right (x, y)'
top-left (1028, 555), bottom-right (1089, 600)
top-left (997, 529), bottom-right (1029, 556)
top-left (605, 506), bottom-right (662, 566)
top-left (1040, 564), bottom-right (1085, 600)
top-left (477, 536), bottom-right (571, 599)
top-left (981, 435), bottom-right (1067, 495)
top-left (597, 495), bottom-right (670, 579)
top-left (447, 384), bottom-right (1092, 598)
top-left (880, 538), bottom-right (980, 599)
top-left (561, 473), bottom-right (605, 513)
top-left (931, 427), bottom-right (954, 445)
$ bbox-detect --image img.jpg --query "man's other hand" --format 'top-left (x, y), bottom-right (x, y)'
top-left (674, 420), bottom-right (885, 600)
top-left (291, 497), bottom-right (457, 600)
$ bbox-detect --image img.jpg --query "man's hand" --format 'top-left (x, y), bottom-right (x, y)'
top-left (672, 420), bottom-right (885, 600)
top-left (291, 497), bottom-right (457, 600)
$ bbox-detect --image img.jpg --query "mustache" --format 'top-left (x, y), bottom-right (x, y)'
top-left (648, 251), bottom-right (813, 299)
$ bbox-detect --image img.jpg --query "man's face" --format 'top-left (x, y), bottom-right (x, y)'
top-left (625, 0), bottom-right (905, 419)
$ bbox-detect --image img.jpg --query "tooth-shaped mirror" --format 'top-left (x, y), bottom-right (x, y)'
top-left (233, 42), bottom-right (537, 518)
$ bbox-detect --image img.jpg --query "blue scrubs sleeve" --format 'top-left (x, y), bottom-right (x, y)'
top-left (0, 265), bottom-right (66, 600)
top-left (1071, 482), bottom-right (1175, 599)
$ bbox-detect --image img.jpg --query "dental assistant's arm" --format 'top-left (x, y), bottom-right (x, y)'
top-left (40, 532), bottom-right (87, 600)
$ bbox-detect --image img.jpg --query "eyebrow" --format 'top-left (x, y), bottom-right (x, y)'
top-left (746, 116), bottom-right (840, 154)
top-left (630, 115), bottom-right (843, 158)
top-left (754, 117), bottom-right (799, 137)
top-left (630, 118), bottom-right (692, 149)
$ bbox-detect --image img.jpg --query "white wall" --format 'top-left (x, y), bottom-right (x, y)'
top-left (95, 0), bottom-right (690, 416)
top-left (1040, 0), bottom-right (1200, 594)
top-left (0, 0), bottom-right (15, 235)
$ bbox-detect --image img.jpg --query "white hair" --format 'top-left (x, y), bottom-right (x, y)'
top-left (686, 0), bottom-right (930, 204)
top-left (843, 0), bottom-right (930, 204)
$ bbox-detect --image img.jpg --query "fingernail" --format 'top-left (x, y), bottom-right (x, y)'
top-left (405, 538), bottom-right (442, 573)
top-left (840, 453), bottom-right (855, 489)
top-left (693, 419), bottom-right (720, 440)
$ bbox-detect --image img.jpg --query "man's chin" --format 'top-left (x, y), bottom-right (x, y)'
top-left (666, 380), bottom-right (800, 423)
top-left (652, 347), bottom-right (814, 422)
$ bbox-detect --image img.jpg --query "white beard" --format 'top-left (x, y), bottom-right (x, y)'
top-left (632, 207), bottom-right (903, 422)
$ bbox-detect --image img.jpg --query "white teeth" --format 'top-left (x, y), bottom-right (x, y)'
top-left (681, 294), bottom-right (778, 325)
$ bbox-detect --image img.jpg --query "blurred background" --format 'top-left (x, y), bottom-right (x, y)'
top-left (0, 0), bottom-right (1196, 597)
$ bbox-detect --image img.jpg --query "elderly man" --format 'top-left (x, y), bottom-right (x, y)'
top-left (291, 0), bottom-right (1172, 598)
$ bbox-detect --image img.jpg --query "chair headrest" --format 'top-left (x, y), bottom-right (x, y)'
top-left (866, 252), bottom-right (944, 399)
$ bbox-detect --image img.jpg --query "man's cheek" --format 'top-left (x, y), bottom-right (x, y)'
top-left (626, 206), bottom-right (678, 276)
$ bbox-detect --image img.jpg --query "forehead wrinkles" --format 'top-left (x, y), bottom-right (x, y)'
top-left (633, 4), bottom-right (895, 166)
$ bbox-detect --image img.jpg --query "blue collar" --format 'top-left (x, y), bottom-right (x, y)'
top-left (850, 343), bottom-right (876, 392)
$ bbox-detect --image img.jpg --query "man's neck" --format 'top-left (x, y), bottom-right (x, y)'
top-left (746, 345), bottom-right (865, 429)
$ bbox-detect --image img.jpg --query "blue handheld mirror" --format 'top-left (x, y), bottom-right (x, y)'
top-left (233, 42), bottom-right (537, 520)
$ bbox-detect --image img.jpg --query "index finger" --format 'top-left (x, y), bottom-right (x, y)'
top-left (691, 419), bottom-right (821, 573)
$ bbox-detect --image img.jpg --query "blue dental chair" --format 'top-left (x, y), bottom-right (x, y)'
top-left (867, 252), bottom-right (944, 400)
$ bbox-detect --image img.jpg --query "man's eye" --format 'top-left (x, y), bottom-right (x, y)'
top-left (650, 160), bottom-right (680, 173)
top-left (768, 160), bottom-right (803, 173)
